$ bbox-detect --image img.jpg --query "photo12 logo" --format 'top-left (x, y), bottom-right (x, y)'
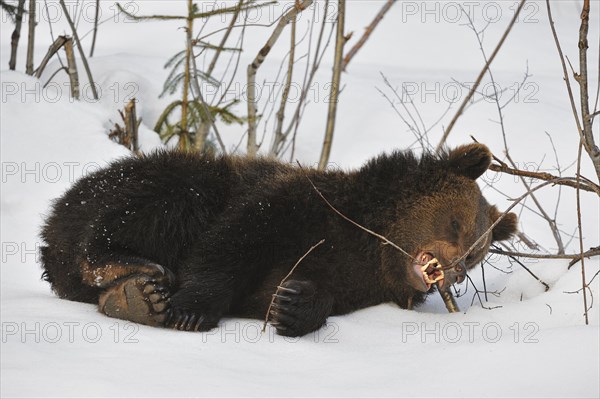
top-left (401, 321), bottom-right (540, 344)
top-left (399, 1), bottom-right (540, 24)
top-left (1, 321), bottom-right (140, 344)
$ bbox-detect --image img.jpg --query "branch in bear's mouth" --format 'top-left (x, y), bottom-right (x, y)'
top-left (262, 238), bottom-right (325, 333)
top-left (297, 162), bottom-right (464, 313)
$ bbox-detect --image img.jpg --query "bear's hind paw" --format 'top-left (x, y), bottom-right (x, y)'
top-left (98, 274), bottom-right (170, 327)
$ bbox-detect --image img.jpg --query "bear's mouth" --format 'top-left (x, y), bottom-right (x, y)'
top-left (413, 252), bottom-right (444, 291)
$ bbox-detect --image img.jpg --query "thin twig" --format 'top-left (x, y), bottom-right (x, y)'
top-left (271, 12), bottom-right (297, 156)
top-left (8, 0), bottom-right (25, 71)
top-left (262, 239), bottom-right (325, 332)
top-left (247, 0), bottom-right (313, 156)
top-left (436, 0), bottom-right (526, 152)
top-left (488, 163), bottom-right (599, 195)
top-left (546, 0), bottom-right (599, 181)
top-left (59, 0), bottom-right (99, 100)
top-left (576, 139), bottom-right (589, 323)
top-left (89, 0), bottom-right (100, 57)
top-left (206, 0), bottom-right (243, 76)
top-left (575, 0), bottom-right (600, 180)
top-left (297, 162), bottom-right (413, 259)
top-left (342, 0), bottom-right (395, 71)
top-left (34, 35), bottom-right (69, 79)
top-left (490, 247), bottom-right (600, 261)
top-left (492, 245), bottom-right (549, 291)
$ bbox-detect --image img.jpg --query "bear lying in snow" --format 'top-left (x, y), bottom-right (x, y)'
top-left (40, 143), bottom-right (517, 337)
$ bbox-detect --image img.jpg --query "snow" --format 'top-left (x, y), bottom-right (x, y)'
top-left (1, 1), bottom-right (599, 398)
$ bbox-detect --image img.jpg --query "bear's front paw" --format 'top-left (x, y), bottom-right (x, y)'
top-left (269, 279), bottom-right (333, 337)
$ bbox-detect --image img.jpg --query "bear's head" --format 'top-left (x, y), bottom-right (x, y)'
top-left (381, 143), bottom-right (518, 294)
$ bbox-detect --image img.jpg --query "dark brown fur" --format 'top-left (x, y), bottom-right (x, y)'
top-left (40, 144), bottom-right (517, 336)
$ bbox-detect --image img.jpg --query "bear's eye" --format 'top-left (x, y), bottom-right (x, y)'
top-left (451, 220), bottom-right (460, 233)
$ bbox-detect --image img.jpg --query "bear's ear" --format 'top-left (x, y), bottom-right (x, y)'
top-left (490, 206), bottom-right (518, 241)
top-left (447, 143), bottom-right (492, 180)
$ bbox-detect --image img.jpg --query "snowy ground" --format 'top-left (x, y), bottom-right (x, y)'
top-left (1, 1), bottom-right (599, 398)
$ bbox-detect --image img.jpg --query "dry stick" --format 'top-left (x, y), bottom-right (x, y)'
top-left (318, 0), bottom-right (346, 170)
top-left (341, 0), bottom-right (395, 71)
top-left (575, 0), bottom-right (600, 181)
top-left (492, 245), bottom-right (550, 291)
top-left (547, 0), bottom-right (594, 324)
top-left (262, 239), bottom-right (325, 332)
top-left (178, 0), bottom-right (194, 150)
top-left (63, 38), bottom-right (80, 100)
top-left (42, 0), bottom-right (65, 71)
top-left (435, 0), bottom-right (525, 152)
top-left (206, 0), bottom-right (242, 77)
top-left (286, 1), bottom-right (334, 160)
top-left (190, 56), bottom-right (227, 154)
top-left (8, 0), bottom-right (25, 70)
top-left (247, 0), bottom-right (313, 157)
top-left (488, 163), bottom-right (600, 195)
top-left (546, 0), bottom-right (599, 182)
top-left (25, 0), bottom-right (35, 75)
top-left (576, 1), bottom-right (592, 325)
top-left (89, 0), bottom-right (99, 57)
top-left (34, 36), bottom-right (69, 79)
top-left (576, 141), bottom-right (589, 324)
top-left (124, 98), bottom-right (139, 153)
top-left (271, 15), bottom-right (297, 156)
top-left (59, 0), bottom-right (98, 100)
top-left (297, 162), bottom-right (413, 259)
top-left (490, 247), bottom-right (600, 261)
top-left (194, 0), bottom-right (243, 153)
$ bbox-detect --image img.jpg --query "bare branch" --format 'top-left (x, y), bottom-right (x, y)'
top-left (25, 0), bottom-right (35, 75)
top-left (490, 247), bottom-right (600, 261)
top-left (546, 0), bottom-right (600, 181)
top-left (8, 0), bottom-right (25, 71)
top-left (63, 37), bottom-right (80, 100)
top-left (297, 162), bottom-right (413, 260)
top-left (262, 238), bottom-right (325, 332)
top-left (342, 0), bottom-right (396, 71)
top-left (247, 0), bottom-right (313, 156)
top-left (488, 163), bottom-right (600, 195)
top-left (271, 14), bottom-right (297, 156)
top-left (89, 0), bottom-right (100, 57)
top-left (318, 0), bottom-right (346, 169)
top-left (34, 35), bottom-right (69, 79)
top-left (59, 0), bottom-right (99, 100)
top-left (436, 0), bottom-right (526, 152)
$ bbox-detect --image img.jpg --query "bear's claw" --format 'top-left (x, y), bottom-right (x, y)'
top-left (268, 279), bottom-right (332, 337)
top-left (165, 308), bottom-right (206, 332)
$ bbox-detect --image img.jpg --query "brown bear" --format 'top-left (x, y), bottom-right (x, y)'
top-left (40, 143), bottom-right (517, 337)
